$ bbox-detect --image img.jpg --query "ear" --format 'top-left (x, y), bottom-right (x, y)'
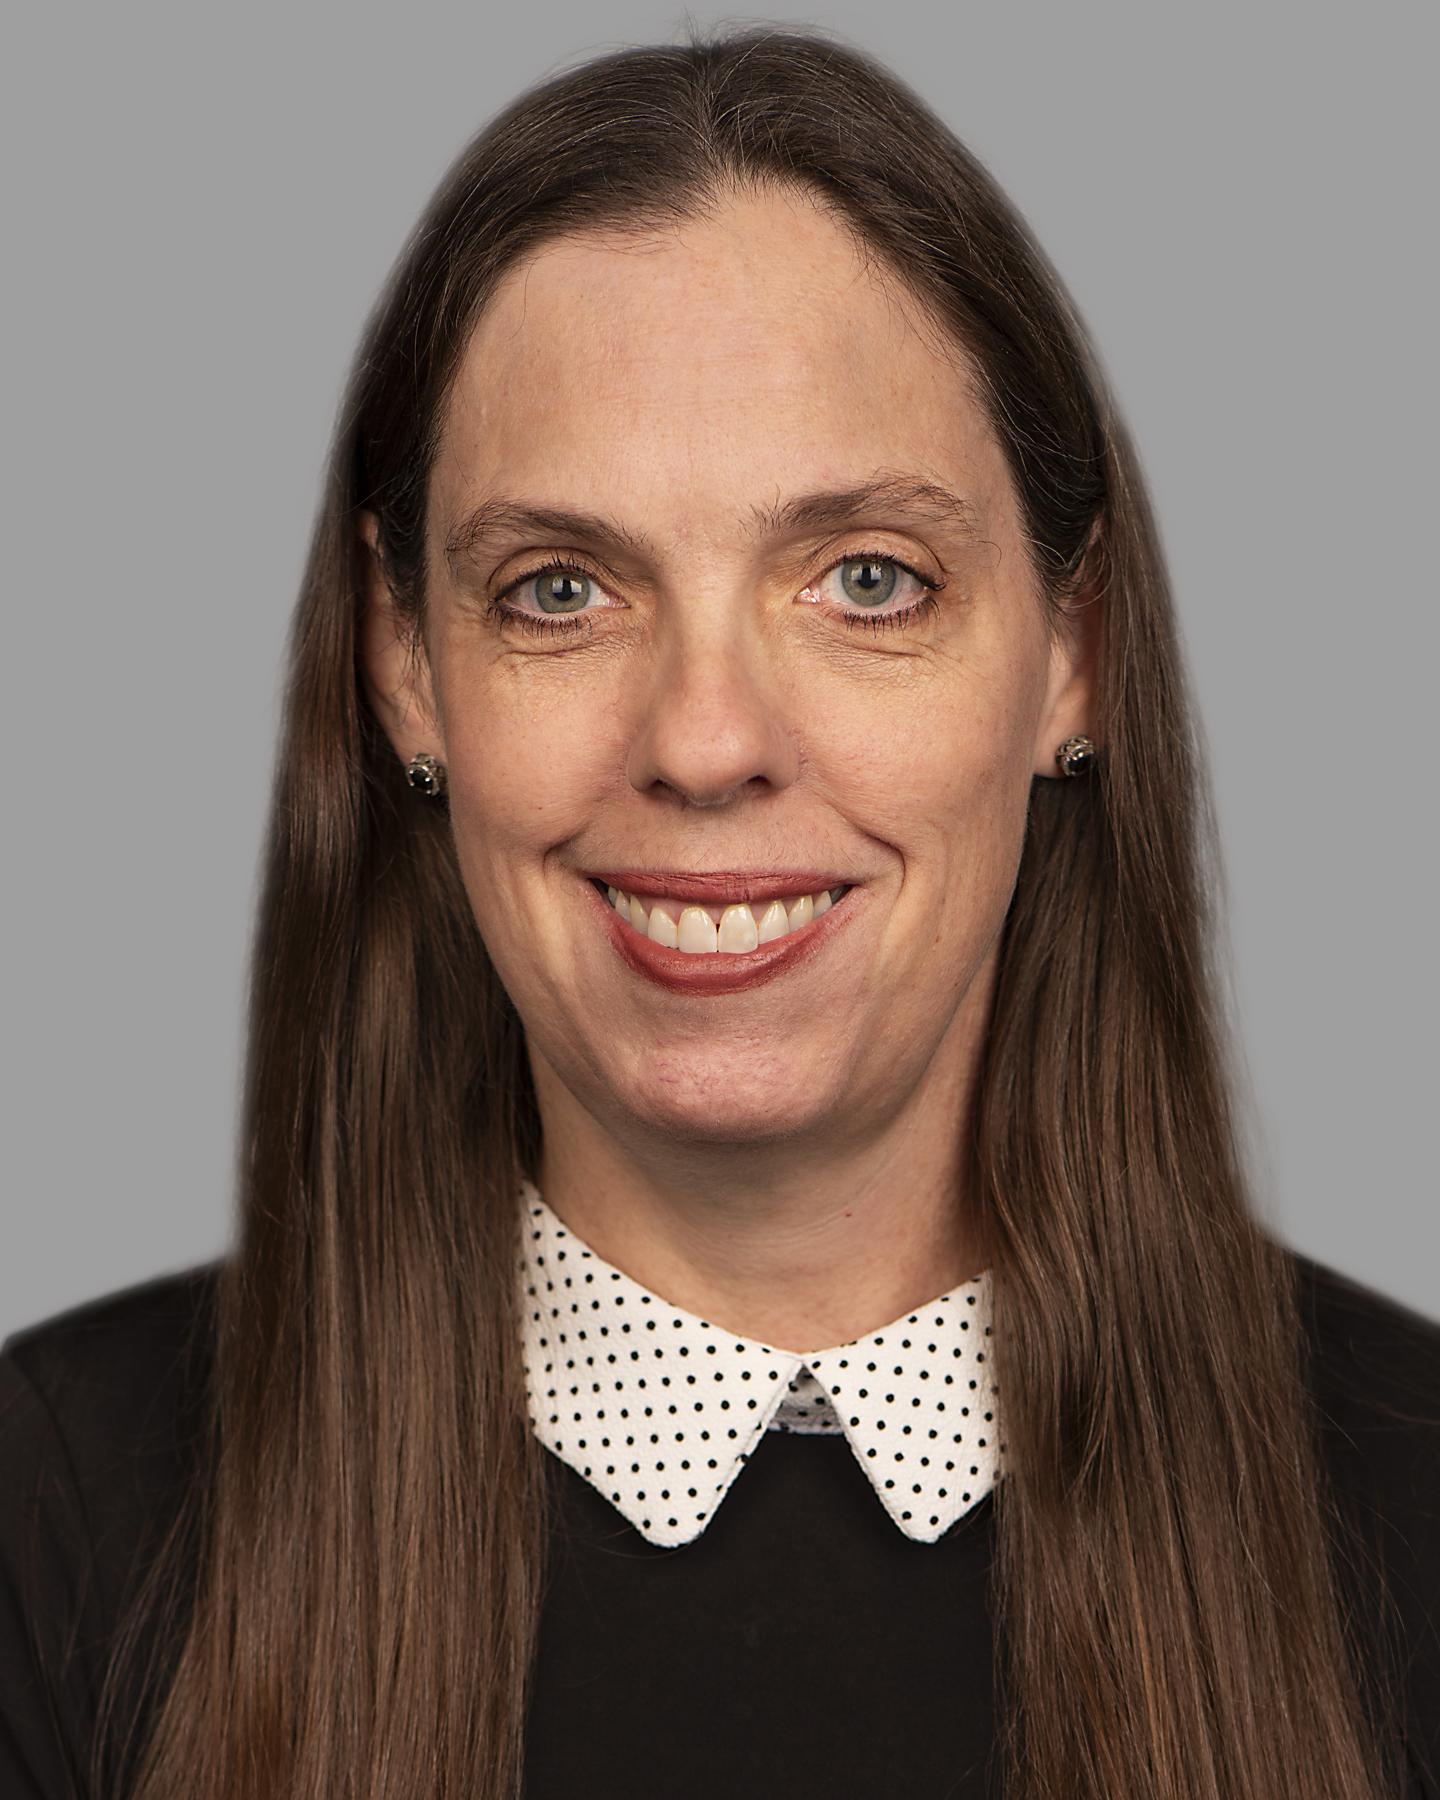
top-left (1031, 530), bottom-right (1104, 780)
top-left (356, 510), bottom-right (444, 764)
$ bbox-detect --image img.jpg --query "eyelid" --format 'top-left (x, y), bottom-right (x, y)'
top-left (492, 551), bottom-right (625, 610)
top-left (493, 540), bottom-right (945, 610)
top-left (803, 546), bottom-right (945, 601)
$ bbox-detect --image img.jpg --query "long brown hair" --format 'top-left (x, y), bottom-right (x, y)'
top-left (94, 23), bottom-right (1411, 1798)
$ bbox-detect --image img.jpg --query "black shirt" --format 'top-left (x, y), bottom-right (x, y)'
top-left (2, 1247), bottom-right (1437, 1797)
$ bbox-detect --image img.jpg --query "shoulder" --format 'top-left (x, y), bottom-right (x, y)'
top-left (1288, 1243), bottom-right (1439, 1539)
top-left (1288, 1245), bottom-right (1440, 1468)
top-left (3, 1256), bottom-right (225, 1380)
top-left (1, 1259), bottom-right (224, 1609)
top-left (2, 1258), bottom-right (224, 1462)
top-left (1286, 1247), bottom-right (1440, 1786)
top-left (0, 1262), bottom-right (225, 1796)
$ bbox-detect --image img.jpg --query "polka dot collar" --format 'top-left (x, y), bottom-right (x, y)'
top-left (517, 1180), bottom-right (1006, 1549)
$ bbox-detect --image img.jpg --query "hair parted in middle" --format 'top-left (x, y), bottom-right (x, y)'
top-left (95, 24), bottom-right (1413, 1800)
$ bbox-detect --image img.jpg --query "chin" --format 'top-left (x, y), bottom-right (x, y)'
top-left (621, 1063), bottom-right (835, 1147)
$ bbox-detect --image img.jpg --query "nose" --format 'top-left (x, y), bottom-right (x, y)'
top-left (625, 606), bottom-right (801, 807)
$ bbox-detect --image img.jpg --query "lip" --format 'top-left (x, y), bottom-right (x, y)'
top-left (584, 873), bottom-right (860, 995)
top-left (586, 869), bottom-right (855, 906)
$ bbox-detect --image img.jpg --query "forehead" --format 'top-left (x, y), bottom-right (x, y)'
top-left (431, 187), bottom-right (1011, 545)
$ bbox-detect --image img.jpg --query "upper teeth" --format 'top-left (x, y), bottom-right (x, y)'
top-left (604, 884), bottom-right (850, 953)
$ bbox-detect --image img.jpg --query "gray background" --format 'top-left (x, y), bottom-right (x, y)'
top-left (4, 2), bottom-right (1435, 1336)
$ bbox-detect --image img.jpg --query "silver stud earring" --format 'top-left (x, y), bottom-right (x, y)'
top-left (1055, 735), bottom-right (1096, 777)
top-left (406, 752), bottom-right (447, 797)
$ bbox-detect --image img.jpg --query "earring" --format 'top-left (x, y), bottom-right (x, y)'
top-left (406, 752), bottom-right (448, 797)
top-left (1055, 735), bottom-right (1096, 777)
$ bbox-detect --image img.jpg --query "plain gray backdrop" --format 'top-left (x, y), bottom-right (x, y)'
top-left (4, 1), bottom-right (1435, 1336)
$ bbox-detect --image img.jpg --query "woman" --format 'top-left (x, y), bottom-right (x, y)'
top-left (2, 23), bottom-right (1436, 1800)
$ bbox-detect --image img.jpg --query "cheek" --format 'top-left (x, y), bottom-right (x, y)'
top-left (817, 650), bottom-right (1036, 835)
top-left (821, 660), bottom-right (1038, 966)
top-left (433, 619), bottom-right (1042, 947)
top-left (438, 677), bottom-right (613, 902)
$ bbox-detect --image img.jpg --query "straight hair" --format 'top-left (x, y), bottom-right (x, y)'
top-left (95, 23), bottom-right (1412, 1798)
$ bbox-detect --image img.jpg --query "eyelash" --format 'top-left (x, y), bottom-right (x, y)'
top-left (485, 550), bottom-right (945, 640)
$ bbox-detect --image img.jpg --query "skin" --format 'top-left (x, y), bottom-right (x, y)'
top-left (359, 183), bottom-right (1099, 1353)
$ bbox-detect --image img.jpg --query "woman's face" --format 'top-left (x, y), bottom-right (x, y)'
top-left (362, 184), bottom-right (1095, 1159)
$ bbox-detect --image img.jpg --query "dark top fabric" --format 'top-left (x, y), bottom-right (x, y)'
top-left (1, 1247), bottom-right (1437, 1799)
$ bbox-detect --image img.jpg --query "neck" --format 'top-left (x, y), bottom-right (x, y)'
top-left (528, 998), bottom-right (993, 1356)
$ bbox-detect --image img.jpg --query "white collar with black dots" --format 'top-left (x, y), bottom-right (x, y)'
top-left (516, 1179), bottom-right (1006, 1549)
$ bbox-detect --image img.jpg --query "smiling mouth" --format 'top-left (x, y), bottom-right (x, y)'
top-left (590, 878), bottom-right (854, 955)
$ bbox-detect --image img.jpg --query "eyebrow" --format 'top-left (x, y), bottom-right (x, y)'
top-left (442, 474), bottom-right (984, 574)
